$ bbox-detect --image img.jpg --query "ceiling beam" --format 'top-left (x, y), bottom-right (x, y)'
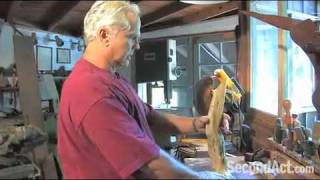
top-left (44, 1), bottom-right (80, 32)
top-left (142, 5), bottom-right (239, 33)
top-left (180, 1), bottom-right (240, 23)
top-left (141, 2), bottom-right (192, 28)
top-left (141, 15), bottom-right (238, 40)
top-left (14, 17), bottom-right (43, 30)
top-left (6, 1), bottom-right (22, 23)
top-left (142, 19), bottom-right (182, 33)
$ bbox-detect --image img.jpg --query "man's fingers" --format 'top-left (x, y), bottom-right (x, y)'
top-left (223, 113), bottom-right (230, 120)
top-left (199, 116), bottom-right (210, 124)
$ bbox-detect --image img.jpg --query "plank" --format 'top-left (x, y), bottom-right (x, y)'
top-left (206, 69), bottom-right (227, 174)
top-left (13, 35), bottom-right (57, 179)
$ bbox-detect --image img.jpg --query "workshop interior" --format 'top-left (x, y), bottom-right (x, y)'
top-left (0, 0), bottom-right (319, 179)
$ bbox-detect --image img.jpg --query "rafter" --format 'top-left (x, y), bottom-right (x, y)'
top-left (43, 1), bottom-right (80, 32)
top-left (141, 1), bottom-right (192, 28)
top-left (6, 1), bottom-right (22, 23)
top-left (180, 1), bottom-right (240, 23)
top-left (141, 19), bottom-right (182, 33)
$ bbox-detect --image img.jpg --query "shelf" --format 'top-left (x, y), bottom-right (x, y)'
top-left (0, 87), bottom-right (18, 92)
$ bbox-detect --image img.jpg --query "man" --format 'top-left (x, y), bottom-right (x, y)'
top-left (58, 1), bottom-right (229, 179)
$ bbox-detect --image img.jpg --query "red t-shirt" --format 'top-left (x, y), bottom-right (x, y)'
top-left (57, 58), bottom-right (160, 179)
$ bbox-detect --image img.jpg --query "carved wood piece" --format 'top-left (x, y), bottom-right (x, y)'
top-left (282, 99), bottom-right (292, 128)
top-left (206, 69), bottom-right (227, 174)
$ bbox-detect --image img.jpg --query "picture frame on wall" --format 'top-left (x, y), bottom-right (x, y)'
top-left (57, 48), bottom-right (71, 64)
top-left (36, 46), bottom-right (52, 72)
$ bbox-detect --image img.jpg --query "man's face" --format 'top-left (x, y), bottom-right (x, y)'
top-left (110, 13), bottom-right (141, 67)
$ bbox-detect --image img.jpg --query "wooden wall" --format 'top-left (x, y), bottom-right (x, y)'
top-left (247, 108), bottom-right (277, 151)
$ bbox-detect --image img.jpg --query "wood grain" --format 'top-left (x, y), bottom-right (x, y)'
top-left (206, 70), bottom-right (227, 174)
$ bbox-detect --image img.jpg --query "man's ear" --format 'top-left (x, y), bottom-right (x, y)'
top-left (97, 27), bottom-right (111, 47)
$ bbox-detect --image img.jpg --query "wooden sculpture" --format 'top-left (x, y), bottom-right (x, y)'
top-left (239, 10), bottom-right (320, 113)
top-left (206, 69), bottom-right (229, 174)
top-left (282, 99), bottom-right (292, 128)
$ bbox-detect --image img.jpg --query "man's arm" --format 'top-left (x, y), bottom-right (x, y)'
top-left (133, 149), bottom-right (228, 179)
top-left (133, 149), bottom-right (199, 179)
top-left (147, 110), bottom-right (207, 135)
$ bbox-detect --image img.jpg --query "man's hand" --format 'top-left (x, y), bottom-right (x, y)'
top-left (193, 116), bottom-right (209, 133)
top-left (221, 113), bottom-right (232, 135)
top-left (193, 113), bottom-right (231, 134)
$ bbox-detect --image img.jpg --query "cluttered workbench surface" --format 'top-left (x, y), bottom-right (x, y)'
top-left (176, 137), bottom-right (320, 179)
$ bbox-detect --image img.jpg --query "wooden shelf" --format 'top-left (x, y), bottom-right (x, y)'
top-left (0, 87), bottom-right (18, 92)
top-left (267, 137), bottom-right (320, 176)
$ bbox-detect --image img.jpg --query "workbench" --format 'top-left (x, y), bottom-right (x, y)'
top-left (179, 137), bottom-right (320, 179)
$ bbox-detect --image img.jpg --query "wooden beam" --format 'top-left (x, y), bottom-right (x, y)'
top-left (43, 1), bottom-right (80, 31)
top-left (278, 1), bottom-right (285, 116)
top-left (141, 2), bottom-right (192, 28)
top-left (13, 35), bottom-right (57, 179)
top-left (141, 15), bottom-right (238, 40)
top-left (142, 19), bottom-right (182, 33)
top-left (237, 1), bottom-right (251, 113)
top-left (180, 1), bottom-right (240, 24)
top-left (14, 17), bottom-right (43, 30)
top-left (6, 1), bottom-right (22, 23)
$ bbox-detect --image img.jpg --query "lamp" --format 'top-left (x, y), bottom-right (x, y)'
top-left (180, 0), bottom-right (228, 5)
top-left (44, 34), bottom-right (64, 47)
top-left (54, 35), bottom-right (64, 47)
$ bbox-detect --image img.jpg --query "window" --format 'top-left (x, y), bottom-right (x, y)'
top-left (287, 0), bottom-right (316, 16)
top-left (250, 0), bottom-right (279, 115)
top-left (249, 0), bottom-right (318, 124)
top-left (286, 0), bottom-right (317, 122)
top-left (287, 40), bottom-right (315, 113)
top-left (195, 34), bottom-right (238, 81)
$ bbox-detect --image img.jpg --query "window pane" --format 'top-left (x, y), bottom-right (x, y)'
top-left (251, 0), bottom-right (278, 14)
top-left (221, 41), bottom-right (236, 63)
top-left (198, 43), bottom-right (220, 65)
top-left (303, 0), bottom-right (315, 15)
top-left (199, 65), bottom-right (221, 79)
top-left (250, 1), bottom-right (278, 114)
top-left (286, 31), bottom-right (315, 113)
top-left (287, 0), bottom-right (303, 12)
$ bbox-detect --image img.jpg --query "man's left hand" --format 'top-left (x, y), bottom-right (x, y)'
top-left (193, 114), bottom-right (231, 134)
top-left (193, 116), bottom-right (209, 133)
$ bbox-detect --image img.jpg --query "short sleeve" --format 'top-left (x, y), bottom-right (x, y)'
top-left (143, 103), bottom-right (157, 120)
top-left (82, 97), bottom-right (160, 178)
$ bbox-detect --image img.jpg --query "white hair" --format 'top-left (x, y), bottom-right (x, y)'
top-left (83, 1), bottom-right (141, 45)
